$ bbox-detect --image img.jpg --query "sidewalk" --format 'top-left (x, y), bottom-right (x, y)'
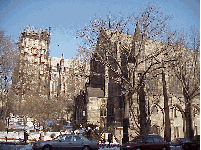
top-left (99, 147), bottom-right (120, 150)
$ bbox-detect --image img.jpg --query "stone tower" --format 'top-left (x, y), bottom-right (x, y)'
top-left (13, 26), bottom-right (51, 112)
top-left (18, 26), bottom-right (50, 64)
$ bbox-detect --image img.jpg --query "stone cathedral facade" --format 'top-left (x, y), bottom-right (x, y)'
top-left (74, 27), bottom-right (200, 143)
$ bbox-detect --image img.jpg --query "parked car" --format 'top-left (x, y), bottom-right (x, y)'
top-left (121, 134), bottom-right (169, 150)
top-left (32, 134), bottom-right (99, 150)
top-left (170, 138), bottom-right (190, 146)
top-left (170, 138), bottom-right (190, 150)
top-left (182, 135), bottom-right (200, 150)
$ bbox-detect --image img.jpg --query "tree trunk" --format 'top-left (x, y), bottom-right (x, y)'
top-left (183, 86), bottom-right (194, 139)
top-left (185, 102), bottom-right (194, 139)
top-left (162, 71), bottom-right (171, 142)
top-left (122, 94), bottom-right (130, 144)
top-left (139, 84), bottom-right (147, 135)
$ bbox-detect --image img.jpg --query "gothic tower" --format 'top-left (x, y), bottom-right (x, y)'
top-left (13, 26), bottom-right (51, 113)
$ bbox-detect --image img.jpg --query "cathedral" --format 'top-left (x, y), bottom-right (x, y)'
top-left (74, 26), bottom-right (200, 142)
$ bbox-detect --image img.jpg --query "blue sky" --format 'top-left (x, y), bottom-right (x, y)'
top-left (0, 0), bottom-right (199, 59)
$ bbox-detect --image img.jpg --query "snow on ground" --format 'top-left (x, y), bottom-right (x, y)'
top-left (0, 131), bottom-right (62, 142)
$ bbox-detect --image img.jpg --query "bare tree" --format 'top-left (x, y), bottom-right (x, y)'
top-left (169, 26), bottom-right (200, 139)
top-left (76, 4), bottom-right (176, 142)
top-left (0, 29), bottom-right (18, 122)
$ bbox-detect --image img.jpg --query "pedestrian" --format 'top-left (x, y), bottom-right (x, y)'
top-left (86, 127), bottom-right (91, 139)
top-left (24, 130), bottom-right (26, 143)
top-left (108, 133), bottom-right (112, 147)
top-left (5, 127), bottom-right (8, 142)
top-left (102, 137), bottom-right (106, 144)
top-left (39, 131), bottom-right (44, 141)
top-left (24, 129), bottom-right (29, 143)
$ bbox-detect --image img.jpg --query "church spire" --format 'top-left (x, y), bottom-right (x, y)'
top-left (133, 24), bottom-right (142, 41)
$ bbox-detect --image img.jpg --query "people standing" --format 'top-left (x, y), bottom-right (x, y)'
top-left (24, 129), bottom-right (29, 143)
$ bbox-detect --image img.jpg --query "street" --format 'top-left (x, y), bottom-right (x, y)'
top-left (0, 143), bottom-right (32, 150)
top-left (0, 143), bottom-right (121, 150)
top-left (0, 144), bottom-right (184, 150)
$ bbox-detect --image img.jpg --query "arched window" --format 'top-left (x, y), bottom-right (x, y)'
top-left (193, 106), bottom-right (200, 117)
top-left (100, 106), bottom-right (107, 117)
top-left (151, 106), bottom-right (158, 115)
top-left (150, 125), bottom-right (159, 134)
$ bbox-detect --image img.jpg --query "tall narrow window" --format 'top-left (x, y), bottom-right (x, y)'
top-left (174, 107), bottom-right (177, 118)
top-left (176, 127), bottom-right (179, 137)
top-left (195, 126), bottom-right (198, 135)
top-left (100, 106), bottom-right (107, 117)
